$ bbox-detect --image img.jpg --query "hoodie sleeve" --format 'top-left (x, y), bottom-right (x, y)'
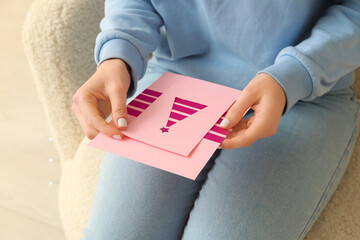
top-left (94, 0), bottom-right (163, 97)
top-left (258, 0), bottom-right (360, 113)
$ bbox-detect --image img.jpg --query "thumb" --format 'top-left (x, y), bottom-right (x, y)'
top-left (108, 88), bottom-right (128, 130)
top-left (220, 90), bottom-right (255, 129)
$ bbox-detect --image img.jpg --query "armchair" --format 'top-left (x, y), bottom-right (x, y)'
top-left (23, 0), bottom-right (360, 239)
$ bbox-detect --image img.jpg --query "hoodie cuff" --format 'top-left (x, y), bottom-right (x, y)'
top-left (95, 38), bottom-right (145, 98)
top-left (258, 55), bottom-right (313, 114)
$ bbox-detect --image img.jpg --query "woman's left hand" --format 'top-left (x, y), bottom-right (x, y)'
top-left (219, 73), bottom-right (286, 149)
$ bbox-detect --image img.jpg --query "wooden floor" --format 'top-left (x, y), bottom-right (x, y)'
top-left (0, 1), bottom-right (65, 239)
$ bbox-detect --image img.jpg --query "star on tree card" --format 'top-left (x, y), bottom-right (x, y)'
top-left (89, 72), bottom-right (241, 180)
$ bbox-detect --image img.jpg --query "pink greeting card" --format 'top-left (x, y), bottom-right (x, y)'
top-left (89, 72), bottom-right (241, 180)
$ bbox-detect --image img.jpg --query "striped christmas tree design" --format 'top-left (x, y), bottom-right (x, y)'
top-left (160, 97), bottom-right (207, 133)
top-left (127, 88), bottom-right (163, 117)
top-left (126, 88), bottom-right (231, 144)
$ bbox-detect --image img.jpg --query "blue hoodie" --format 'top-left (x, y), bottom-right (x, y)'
top-left (95, 0), bottom-right (360, 113)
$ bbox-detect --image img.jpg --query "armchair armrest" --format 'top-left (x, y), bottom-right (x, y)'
top-left (353, 68), bottom-right (360, 99)
top-left (23, 0), bottom-right (104, 163)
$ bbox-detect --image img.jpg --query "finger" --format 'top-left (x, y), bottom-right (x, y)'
top-left (108, 87), bottom-right (128, 130)
top-left (77, 93), bottom-right (124, 139)
top-left (97, 99), bottom-right (112, 120)
top-left (72, 104), bottom-right (100, 139)
top-left (220, 89), bottom-right (256, 129)
top-left (221, 133), bottom-right (256, 149)
top-left (221, 100), bottom-right (278, 149)
top-left (245, 98), bottom-right (280, 139)
top-left (220, 119), bottom-right (256, 149)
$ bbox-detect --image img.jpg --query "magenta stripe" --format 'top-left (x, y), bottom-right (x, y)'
top-left (170, 111), bottom-right (187, 121)
top-left (204, 132), bottom-right (225, 143)
top-left (128, 100), bottom-right (149, 110)
top-left (215, 113), bottom-right (227, 124)
top-left (127, 107), bottom-right (142, 117)
top-left (167, 120), bottom-right (176, 127)
top-left (172, 103), bottom-right (197, 115)
top-left (143, 88), bottom-right (162, 97)
top-left (136, 94), bottom-right (157, 103)
top-left (210, 126), bottom-right (231, 135)
top-left (175, 98), bottom-right (207, 110)
top-left (216, 118), bottom-right (225, 124)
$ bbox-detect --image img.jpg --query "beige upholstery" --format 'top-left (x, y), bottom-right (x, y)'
top-left (23, 0), bottom-right (360, 239)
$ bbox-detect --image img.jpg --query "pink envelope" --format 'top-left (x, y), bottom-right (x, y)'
top-left (89, 72), bottom-right (242, 180)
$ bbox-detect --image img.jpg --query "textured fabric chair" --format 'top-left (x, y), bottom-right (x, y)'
top-left (23, 0), bottom-right (360, 239)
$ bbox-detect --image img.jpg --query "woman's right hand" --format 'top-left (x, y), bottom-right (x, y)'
top-left (72, 58), bottom-right (131, 140)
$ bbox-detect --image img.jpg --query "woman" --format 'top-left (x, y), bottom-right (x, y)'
top-left (72, 1), bottom-right (360, 239)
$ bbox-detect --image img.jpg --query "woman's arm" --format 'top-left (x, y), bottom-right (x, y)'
top-left (260, 0), bottom-right (360, 113)
top-left (95, 0), bottom-right (163, 97)
top-left (72, 0), bottom-right (162, 139)
top-left (221, 0), bottom-right (360, 148)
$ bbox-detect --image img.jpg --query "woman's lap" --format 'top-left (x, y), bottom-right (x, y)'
top-left (82, 67), bottom-right (360, 240)
top-left (182, 88), bottom-right (359, 239)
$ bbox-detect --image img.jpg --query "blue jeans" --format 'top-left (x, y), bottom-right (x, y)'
top-left (82, 67), bottom-right (360, 240)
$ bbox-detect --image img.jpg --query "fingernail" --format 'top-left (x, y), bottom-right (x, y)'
top-left (117, 118), bottom-right (127, 128)
top-left (220, 118), bottom-right (230, 128)
top-left (113, 135), bottom-right (122, 140)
